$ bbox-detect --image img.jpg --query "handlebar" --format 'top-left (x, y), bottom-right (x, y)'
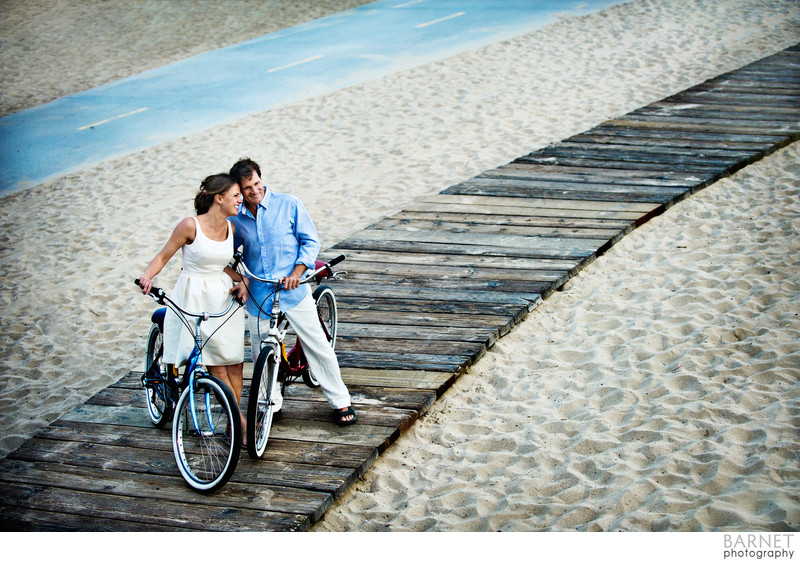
top-left (235, 254), bottom-right (346, 286)
top-left (134, 278), bottom-right (243, 319)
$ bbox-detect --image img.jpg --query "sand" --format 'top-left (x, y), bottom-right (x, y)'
top-left (312, 142), bottom-right (800, 532)
top-left (0, 0), bottom-right (798, 532)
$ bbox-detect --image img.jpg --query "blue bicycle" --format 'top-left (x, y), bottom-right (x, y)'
top-left (136, 278), bottom-right (243, 493)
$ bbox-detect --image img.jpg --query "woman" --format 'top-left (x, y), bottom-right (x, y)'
top-left (138, 173), bottom-right (248, 438)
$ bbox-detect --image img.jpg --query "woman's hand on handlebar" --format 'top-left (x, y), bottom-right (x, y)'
top-left (138, 275), bottom-right (154, 295)
top-left (230, 280), bottom-right (248, 304)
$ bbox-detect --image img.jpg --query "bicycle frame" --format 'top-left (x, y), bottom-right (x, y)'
top-left (137, 280), bottom-right (242, 434)
top-left (235, 255), bottom-right (345, 379)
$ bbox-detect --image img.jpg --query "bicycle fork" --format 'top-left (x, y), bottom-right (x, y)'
top-left (187, 316), bottom-right (216, 436)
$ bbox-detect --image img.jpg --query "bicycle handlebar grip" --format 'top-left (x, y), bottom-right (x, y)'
top-left (134, 279), bottom-right (165, 302)
top-left (134, 278), bottom-right (159, 291)
top-left (329, 255), bottom-right (345, 267)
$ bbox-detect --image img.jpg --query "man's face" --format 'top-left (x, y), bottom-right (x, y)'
top-left (240, 171), bottom-right (265, 210)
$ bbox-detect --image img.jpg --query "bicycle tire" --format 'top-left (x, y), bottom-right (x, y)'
top-left (144, 322), bottom-right (170, 427)
top-left (172, 375), bottom-right (241, 492)
top-left (305, 285), bottom-right (337, 388)
top-left (247, 346), bottom-right (278, 459)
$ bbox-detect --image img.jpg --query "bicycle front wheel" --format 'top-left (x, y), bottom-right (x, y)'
top-left (172, 375), bottom-right (241, 493)
top-left (247, 346), bottom-right (278, 459)
top-left (144, 322), bottom-right (170, 427)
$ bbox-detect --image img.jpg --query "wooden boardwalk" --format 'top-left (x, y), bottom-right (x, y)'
top-left (1, 44), bottom-right (798, 531)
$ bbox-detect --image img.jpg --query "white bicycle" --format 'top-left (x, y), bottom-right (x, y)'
top-left (234, 254), bottom-right (346, 459)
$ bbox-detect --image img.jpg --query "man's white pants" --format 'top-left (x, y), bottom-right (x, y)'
top-left (248, 293), bottom-right (351, 411)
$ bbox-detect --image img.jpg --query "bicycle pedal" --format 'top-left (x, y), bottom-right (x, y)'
top-left (141, 374), bottom-right (160, 388)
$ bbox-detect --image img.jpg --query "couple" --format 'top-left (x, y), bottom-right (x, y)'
top-left (138, 158), bottom-right (357, 435)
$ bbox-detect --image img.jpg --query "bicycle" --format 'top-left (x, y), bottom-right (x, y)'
top-left (136, 277), bottom-right (244, 493)
top-left (233, 254), bottom-right (346, 459)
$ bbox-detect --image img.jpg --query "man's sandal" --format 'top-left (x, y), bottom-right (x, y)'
top-left (335, 406), bottom-right (358, 426)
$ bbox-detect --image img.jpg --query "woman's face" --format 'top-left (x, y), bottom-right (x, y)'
top-left (218, 184), bottom-right (243, 217)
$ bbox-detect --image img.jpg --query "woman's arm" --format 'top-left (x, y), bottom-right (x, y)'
top-left (225, 222), bottom-right (248, 303)
top-left (138, 217), bottom-right (195, 294)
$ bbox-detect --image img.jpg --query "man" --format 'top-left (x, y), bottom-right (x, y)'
top-left (228, 158), bottom-right (356, 426)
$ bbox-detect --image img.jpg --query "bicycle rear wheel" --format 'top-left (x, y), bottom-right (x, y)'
top-left (247, 346), bottom-right (278, 459)
top-left (305, 286), bottom-right (337, 388)
top-left (313, 285), bottom-right (337, 349)
top-left (172, 375), bottom-right (241, 492)
top-left (144, 322), bottom-right (170, 427)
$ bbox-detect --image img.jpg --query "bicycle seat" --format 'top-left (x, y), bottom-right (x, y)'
top-left (314, 260), bottom-right (331, 279)
top-left (151, 307), bottom-right (167, 327)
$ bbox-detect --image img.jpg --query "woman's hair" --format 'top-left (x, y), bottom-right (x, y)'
top-left (229, 158), bottom-right (261, 185)
top-left (194, 173), bottom-right (236, 215)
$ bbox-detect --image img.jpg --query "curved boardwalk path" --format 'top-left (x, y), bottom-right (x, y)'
top-left (1, 44), bottom-right (798, 531)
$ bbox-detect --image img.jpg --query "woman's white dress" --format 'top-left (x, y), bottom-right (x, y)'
top-left (163, 217), bottom-right (244, 366)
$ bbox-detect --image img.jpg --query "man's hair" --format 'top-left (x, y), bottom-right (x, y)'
top-left (229, 158), bottom-right (261, 185)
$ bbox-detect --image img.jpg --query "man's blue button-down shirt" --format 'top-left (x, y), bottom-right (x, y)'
top-left (229, 189), bottom-right (320, 317)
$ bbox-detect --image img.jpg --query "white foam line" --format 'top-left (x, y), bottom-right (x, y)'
top-left (78, 107), bottom-right (148, 130)
top-left (394, 0), bottom-right (427, 8)
top-left (415, 11), bottom-right (465, 29)
top-left (267, 54), bottom-right (324, 73)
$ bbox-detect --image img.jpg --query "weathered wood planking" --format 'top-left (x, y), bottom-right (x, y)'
top-left (1, 44), bottom-right (798, 531)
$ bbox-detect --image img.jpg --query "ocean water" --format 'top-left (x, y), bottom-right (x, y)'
top-left (0, 0), bottom-right (623, 196)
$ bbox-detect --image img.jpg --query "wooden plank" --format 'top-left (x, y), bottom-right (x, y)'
top-left (368, 217), bottom-right (625, 240)
top-left (337, 350), bottom-right (468, 372)
top-left (0, 459), bottom-right (333, 519)
top-left (531, 145), bottom-right (746, 166)
top-left (0, 505), bottom-right (176, 531)
top-left (659, 91), bottom-right (800, 108)
top-left (697, 79), bottom-right (800, 94)
top-left (442, 180), bottom-right (687, 204)
top-left (419, 193), bottom-right (662, 213)
top-left (337, 337), bottom-right (484, 360)
top-left (337, 248), bottom-right (588, 273)
top-left (636, 100), bottom-right (800, 118)
top-left (339, 322), bottom-right (497, 345)
top-left (36, 419), bottom-right (376, 470)
top-left (341, 274), bottom-right (552, 302)
top-left (9, 434), bottom-right (361, 500)
top-left (390, 210), bottom-right (642, 232)
top-left (333, 281), bottom-right (541, 306)
top-left (570, 130), bottom-right (782, 152)
top-left (489, 162), bottom-right (704, 186)
top-left (545, 140), bottom-right (762, 162)
top-left (0, 480), bottom-right (307, 531)
top-left (616, 114), bottom-right (800, 133)
top-left (349, 227), bottom-right (611, 253)
top-left (275, 398), bottom-right (418, 430)
top-left (340, 368), bottom-right (455, 391)
top-left (582, 124), bottom-right (788, 147)
top-left (410, 194), bottom-right (658, 217)
top-left (340, 309), bottom-right (514, 331)
top-left (266, 418), bottom-right (398, 451)
top-left (341, 258), bottom-right (574, 282)
top-left (338, 295), bottom-right (532, 320)
top-left (604, 117), bottom-right (799, 139)
top-left (335, 237), bottom-right (599, 262)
